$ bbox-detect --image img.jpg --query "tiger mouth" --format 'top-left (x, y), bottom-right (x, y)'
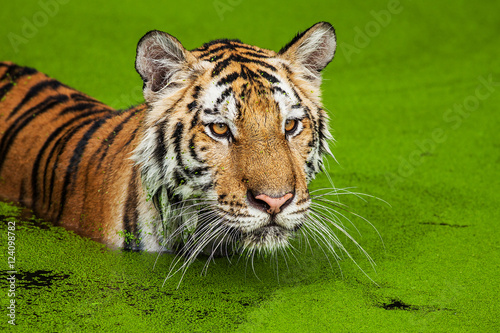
top-left (195, 221), bottom-right (299, 256)
top-left (174, 203), bottom-right (306, 256)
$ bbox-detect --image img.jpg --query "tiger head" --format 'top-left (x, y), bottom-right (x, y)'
top-left (133, 22), bottom-right (336, 256)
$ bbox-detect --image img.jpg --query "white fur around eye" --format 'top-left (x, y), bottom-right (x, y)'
top-left (286, 106), bottom-right (305, 120)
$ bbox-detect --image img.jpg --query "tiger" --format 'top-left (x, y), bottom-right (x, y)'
top-left (0, 22), bottom-right (370, 274)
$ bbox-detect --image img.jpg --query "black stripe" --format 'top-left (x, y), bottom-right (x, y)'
top-left (69, 92), bottom-right (103, 104)
top-left (305, 160), bottom-right (315, 175)
top-left (194, 38), bottom-right (242, 52)
top-left (154, 120), bottom-right (168, 167)
top-left (59, 102), bottom-right (102, 115)
top-left (281, 63), bottom-right (293, 75)
top-left (94, 110), bottom-right (138, 170)
top-left (172, 170), bottom-right (186, 187)
top-left (259, 70), bottom-right (279, 84)
top-left (278, 25), bottom-right (312, 55)
top-left (201, 182), bottom-right (213, 192)
top-left (303, 105), bottom-right (313, 122)
top-left (197, 39), bottom-right (267, 59)
top-left (235, 100), bottom-right (242, 120)
top-left (240, 66), bottom-right (261, 82)
top-left (152, 187), bottom-right (164, 223)
top-left (0, 65), bottom-right (37, 100)
top-left (187, 166), bottom-right (209, 178)
top-left (203, 108), bottom-right (219, 115)
top-left (240, 51), bottom-right (271, 59)
top-left (35, 111), bottom-right (108, 211)
top-left (0, 82), bottom-right (13, 100)
top-left (190, 109), bottom-right (200, 129)
top-left (304, 106), bottom-right (318, 153)
top-left (167, 129), bottom-right (209, 180)
top-left (207, 54), bottom-right (223, 62)
top-left (317, 109), bottom-right (328, 154)
top-left (187, 100), bottom-right (197, 112)
top-left (272, 86), bottom-right (287, 96)
top-left (239, 67), bottom-right (248, 80)
top-left (170, 121), bottom-right (206, 182)
top-left (0, 94), bottom-right (69, 172)
top-left (199, 45), bottom-right (235, 59)
top-left (229, 42), bottom-right (267, 54)
top-left (122, 128), bottom-right (138, 148)
top-left (234, 54), bottom-right (277, 71)
top-left (189, 136), bottom-right (205, 164)
top-left (290, 85), bottom-right (303, 104)
top-left (240, 83), bottom-right (250, 94)
top-left (15, 66), bottom-right (38, 79)
top-left (215, 87), bottom-right (232, 106)
top-left (217, 72), bottom-right (239, 86)
top-left (212, 56), bottom-right (232, 76)
top-left (56, 114), bottom-right (112, 221)
top-left (172, 121), bottom-right (185, 171)
top-left (44, 119), bottom-right (98, 211)
top-left (164, 186), bottom-right (182, 204)
top-left (192, 85), bottom-right (202, 99)
top-left (212, 54), bottom-right (277, 77)
top-left (123, 168), bottom-right (141, 251)
top-left (0, 64), bottom-right (37, 82)
top-left (7, 80), bottom-right (63, 120)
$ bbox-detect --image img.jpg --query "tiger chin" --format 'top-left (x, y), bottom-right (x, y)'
top-left (0, 22), bottom-right (351, 274)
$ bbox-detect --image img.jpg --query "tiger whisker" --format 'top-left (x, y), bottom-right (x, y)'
top-left (161, 212), bottom-right (221, 277)
top-left (299, 220), bottom-right (340, 274)
top-left (307, 209), bottom-right (378, 280)
top-left (312, 198), bottom-right (384, 247)
top-left (164, 212), bottom-right (232, 286)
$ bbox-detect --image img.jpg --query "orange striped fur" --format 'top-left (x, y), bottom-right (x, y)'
top-left (0, 62), bottom-right (145, 246)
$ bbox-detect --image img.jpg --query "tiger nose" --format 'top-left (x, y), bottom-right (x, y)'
top-left (249, 192), bottom-right (294, 215)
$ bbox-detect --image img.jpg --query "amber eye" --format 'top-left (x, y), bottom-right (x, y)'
top-left (210, 123), bottom-right (229, 136)
top-left (284, 119), bottom-right (297, 133)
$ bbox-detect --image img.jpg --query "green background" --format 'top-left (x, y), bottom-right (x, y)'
top-left (1, 0), bottom-right (499, 331)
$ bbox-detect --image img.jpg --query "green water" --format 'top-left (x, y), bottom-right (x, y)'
top-left (1, 0), bottom-right (499, 331)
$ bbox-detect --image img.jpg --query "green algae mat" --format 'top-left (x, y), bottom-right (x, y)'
top-left (1, 0), bottom-right (499, 331)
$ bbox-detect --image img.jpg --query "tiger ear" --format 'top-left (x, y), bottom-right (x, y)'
top-left (135, 30), bottom-right (194, 101)
top-left (278, 22), bottom-right (336, 79)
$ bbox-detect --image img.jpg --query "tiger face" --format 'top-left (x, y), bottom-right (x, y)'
top-left (133, 22), bottom-right (336, 256)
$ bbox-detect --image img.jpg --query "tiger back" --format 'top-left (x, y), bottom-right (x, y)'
top-left (0, 61), bottom-right (146, 247)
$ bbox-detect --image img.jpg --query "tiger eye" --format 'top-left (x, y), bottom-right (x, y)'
top-left (285, 119), bottom-right (297, 132)
top-left (211, 123), bottom-right (229, 136)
